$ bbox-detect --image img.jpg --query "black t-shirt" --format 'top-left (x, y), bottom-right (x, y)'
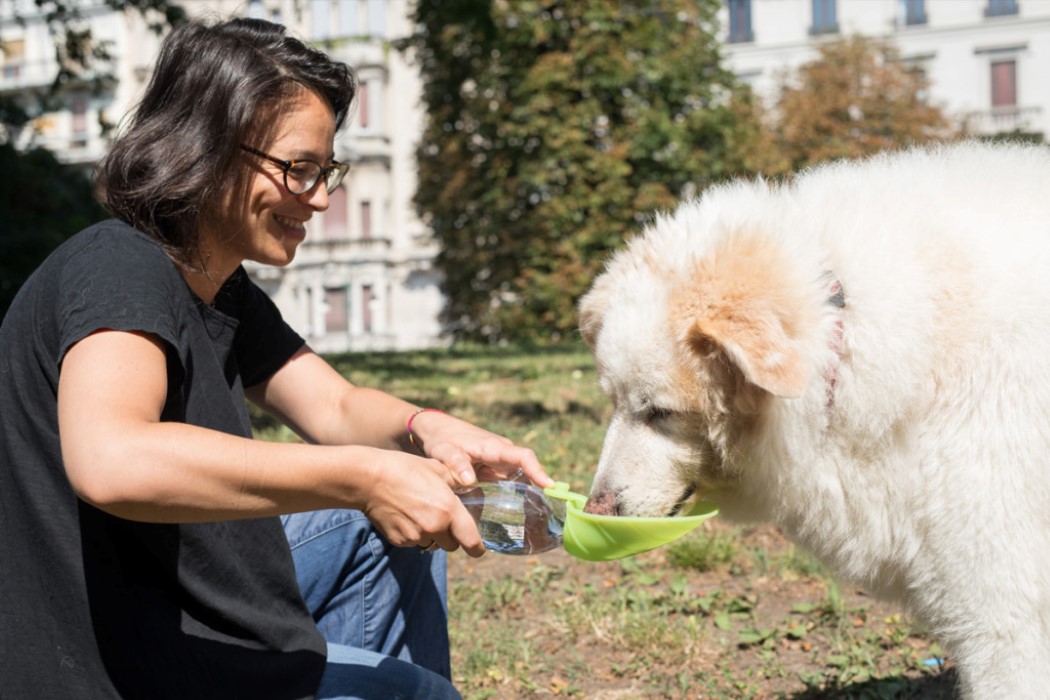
top-left (0, 220), bottom-right (326, 698)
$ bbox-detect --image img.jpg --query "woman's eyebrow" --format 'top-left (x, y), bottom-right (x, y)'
top-left (280, 146), bottom-right (336, 162)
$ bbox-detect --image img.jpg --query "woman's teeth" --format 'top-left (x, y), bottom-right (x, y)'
top-left (275, 215), bottom-right (305, 231)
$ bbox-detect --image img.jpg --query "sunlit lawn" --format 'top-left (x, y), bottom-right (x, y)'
top-left (253, 343), bottom-right (956, 699)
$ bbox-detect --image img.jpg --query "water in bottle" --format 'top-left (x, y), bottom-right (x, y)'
top-left (456, 480), bottom-right (566, 555)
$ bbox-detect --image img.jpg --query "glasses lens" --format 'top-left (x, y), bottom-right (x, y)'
top-left (325, 162), bottom-right (349, 194)
top-left (285, 161), bottom-right (322, 195)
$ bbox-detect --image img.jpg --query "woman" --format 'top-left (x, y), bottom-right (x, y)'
top-left (0, 17), bottom-right (549, 700)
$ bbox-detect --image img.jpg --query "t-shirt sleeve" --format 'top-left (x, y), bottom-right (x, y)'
top-left (233, 271), bottom-right (305, 388)
top-left (56, 224), bottom-right (182, 363)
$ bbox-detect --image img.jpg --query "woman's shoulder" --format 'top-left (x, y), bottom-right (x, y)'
top-left (56, 219), bottom-right (179, 279)
top-left (38, 219), bottom-right (187, 317)
top-left (3, 219), bottom-right (189, 364)
top-left (69, 218), bottom-right (168, 255)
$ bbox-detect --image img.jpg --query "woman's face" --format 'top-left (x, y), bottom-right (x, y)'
top-left (205, 89), bottom-right (338, 275)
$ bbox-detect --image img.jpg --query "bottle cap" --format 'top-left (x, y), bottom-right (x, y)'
top-left (543, 482), bottom-right (719, 561)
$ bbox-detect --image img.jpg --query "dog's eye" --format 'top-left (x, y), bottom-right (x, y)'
top-left (644, 407), bottom-right (674, 424)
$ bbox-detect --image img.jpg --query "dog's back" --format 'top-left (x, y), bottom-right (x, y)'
top-left (814, 143), bottom-right (1050, 698)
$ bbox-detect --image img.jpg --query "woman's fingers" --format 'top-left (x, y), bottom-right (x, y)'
top-left (407, 412), bottom-right (553, 487)
top-left (427, 435), bottom-right (552, 489)
top-left (363, 453), bottom-right (483, 555)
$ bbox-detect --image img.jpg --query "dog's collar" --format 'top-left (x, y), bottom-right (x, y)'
top-left (823, 272), bottom-right (845, 411)
top-left (827, 281), bottom-right (845, 309)
top-left (822, 270), bottom-right (845, 309)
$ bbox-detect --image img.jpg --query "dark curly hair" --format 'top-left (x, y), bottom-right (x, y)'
top-left (94, 18), bottom-right (357, 266)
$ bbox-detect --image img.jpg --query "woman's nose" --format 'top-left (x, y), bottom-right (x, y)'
top-left (299, 181), bottom-right (330, 211)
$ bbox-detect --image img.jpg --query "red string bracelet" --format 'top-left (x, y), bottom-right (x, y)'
top-left (407, 408), bottom-right (444, 450)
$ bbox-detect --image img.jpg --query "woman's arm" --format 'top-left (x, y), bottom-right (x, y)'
top-left (246, 346), bottom-right (553, 488)
top-left (57, 330), bottom-right (484, 554)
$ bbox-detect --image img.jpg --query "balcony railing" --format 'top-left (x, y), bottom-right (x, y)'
top-left (965, 105), bottom-right (1042, 134)
top-left (0, 59), bottom-right (56, 91)
top-left (1, 58), bottom-right (112, 94)
top-left (294, 236), bottom-right (393, 265)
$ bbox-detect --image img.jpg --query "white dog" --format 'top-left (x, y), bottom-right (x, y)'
top-left (579, 142), bottom-right (1050, 699)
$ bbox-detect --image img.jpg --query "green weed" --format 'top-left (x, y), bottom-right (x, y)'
top-left (665, 526), bottom-right (740, 572)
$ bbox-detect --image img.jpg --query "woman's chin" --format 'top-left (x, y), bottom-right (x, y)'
top-left (254, 245), bottom-right (299, 268)
top-left (275, 249), bottom-right (299, 266)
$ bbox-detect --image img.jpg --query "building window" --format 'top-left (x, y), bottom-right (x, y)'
top-left (313, 0), bottom-right (380, 39)
top-left (361, 284), bottom-right (375, 333)
top-left (311, 0), bottom-right (332, 39)
top-left (305, 286), bottom-right (315, 335)
top-left (357, 81), bottom-right (369, 129)
top-left (366, 0), bottom-right (387, 38)
top-left (985, 0), bottom-right (1019, 17)
top-left (902, 0), bottom-right (927, 25)
top-left (2, 38), bottom-right (25, 80)
top-left (360, 200), bottom-right (372, 239)
top-left (727, 0), bottom-right (753, 43)
top-left (338, 0), bottom-right (358, 37)
top-left (324, 287), bottom-right (348, 333)
top-left (71, 96), bottom-right (88, 146)
top-left (991, 59), bottom-right (1017, 109)
top-left (810, 0), bottom-right (838, 35)
top-left (325, 184), bottom-right (348, 239)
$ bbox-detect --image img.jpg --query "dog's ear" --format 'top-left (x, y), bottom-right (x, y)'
top-left (678, 233), bottom-right (810, 398)
top-left (687, 314), bottom-right (808, 398)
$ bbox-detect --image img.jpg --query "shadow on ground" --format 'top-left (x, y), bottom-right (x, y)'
top-left (793, 668), bottom-right (957, 699)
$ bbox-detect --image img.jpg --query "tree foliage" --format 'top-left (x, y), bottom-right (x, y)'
top-left (402, 0), bottom-right (767, 342)
top-left (772, 35), bottom-right (957, 170)
top-left (0, 143), bottom-right (105, 316)
top-left (0, 1), bottom-right (184, 320)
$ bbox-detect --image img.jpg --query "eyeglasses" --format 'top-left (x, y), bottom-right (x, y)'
top-left (239, 144), bottom-right (349, 195)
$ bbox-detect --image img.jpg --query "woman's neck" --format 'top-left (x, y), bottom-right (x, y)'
top-left (182, 230), bottom-right (240, 306)
top-left (181, 268), bottom-right (227, 306)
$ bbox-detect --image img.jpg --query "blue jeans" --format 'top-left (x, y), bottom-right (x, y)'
top-left (280, 509), bottom-right (461, 700)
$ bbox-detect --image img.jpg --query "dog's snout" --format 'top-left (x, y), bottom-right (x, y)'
top-left (584, 490), bottom-right (621, 516)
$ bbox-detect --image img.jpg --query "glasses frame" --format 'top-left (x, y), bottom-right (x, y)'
top-left (239, 144), bottom-right (348, 195)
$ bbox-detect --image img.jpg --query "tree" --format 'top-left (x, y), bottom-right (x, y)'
top-left (0, 1), bottom-right (184, 319)
top-left (0, 143), bottom-right (106, 314)
top-left (773, 35), bottom-right (957, 170)
top-left (402, 0), bottom-right (769, 342)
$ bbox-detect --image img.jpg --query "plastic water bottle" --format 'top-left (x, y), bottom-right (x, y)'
top-left (456, 480), bottom-right (566, 555)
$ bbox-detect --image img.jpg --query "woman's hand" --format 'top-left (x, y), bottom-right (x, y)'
top-left (361, 449), bottom-right (486, 557)
top-left (406, 410), bottom-right (553, 489)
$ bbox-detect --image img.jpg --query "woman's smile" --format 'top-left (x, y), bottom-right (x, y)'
top-left (274, 213), bottom-right (308, 239)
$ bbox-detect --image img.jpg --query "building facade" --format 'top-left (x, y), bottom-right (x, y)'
top-left (1, 0), bottom-right (446, 353)
top-left (720, 0), bottom-right (1050, 138)
top-left (3, 0), bottom-right (1048, 352)
top-left (0, 0), bottom-right (166, 169)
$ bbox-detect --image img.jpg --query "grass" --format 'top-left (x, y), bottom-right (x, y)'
top-left (253, 342), bottom-right (957, 699)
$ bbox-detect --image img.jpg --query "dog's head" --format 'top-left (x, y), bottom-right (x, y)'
top-left (580, 198), bottom-right (834, 518)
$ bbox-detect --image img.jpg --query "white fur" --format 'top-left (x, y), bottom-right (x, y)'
top-left (580, 142), bottom-right (1050, 698)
